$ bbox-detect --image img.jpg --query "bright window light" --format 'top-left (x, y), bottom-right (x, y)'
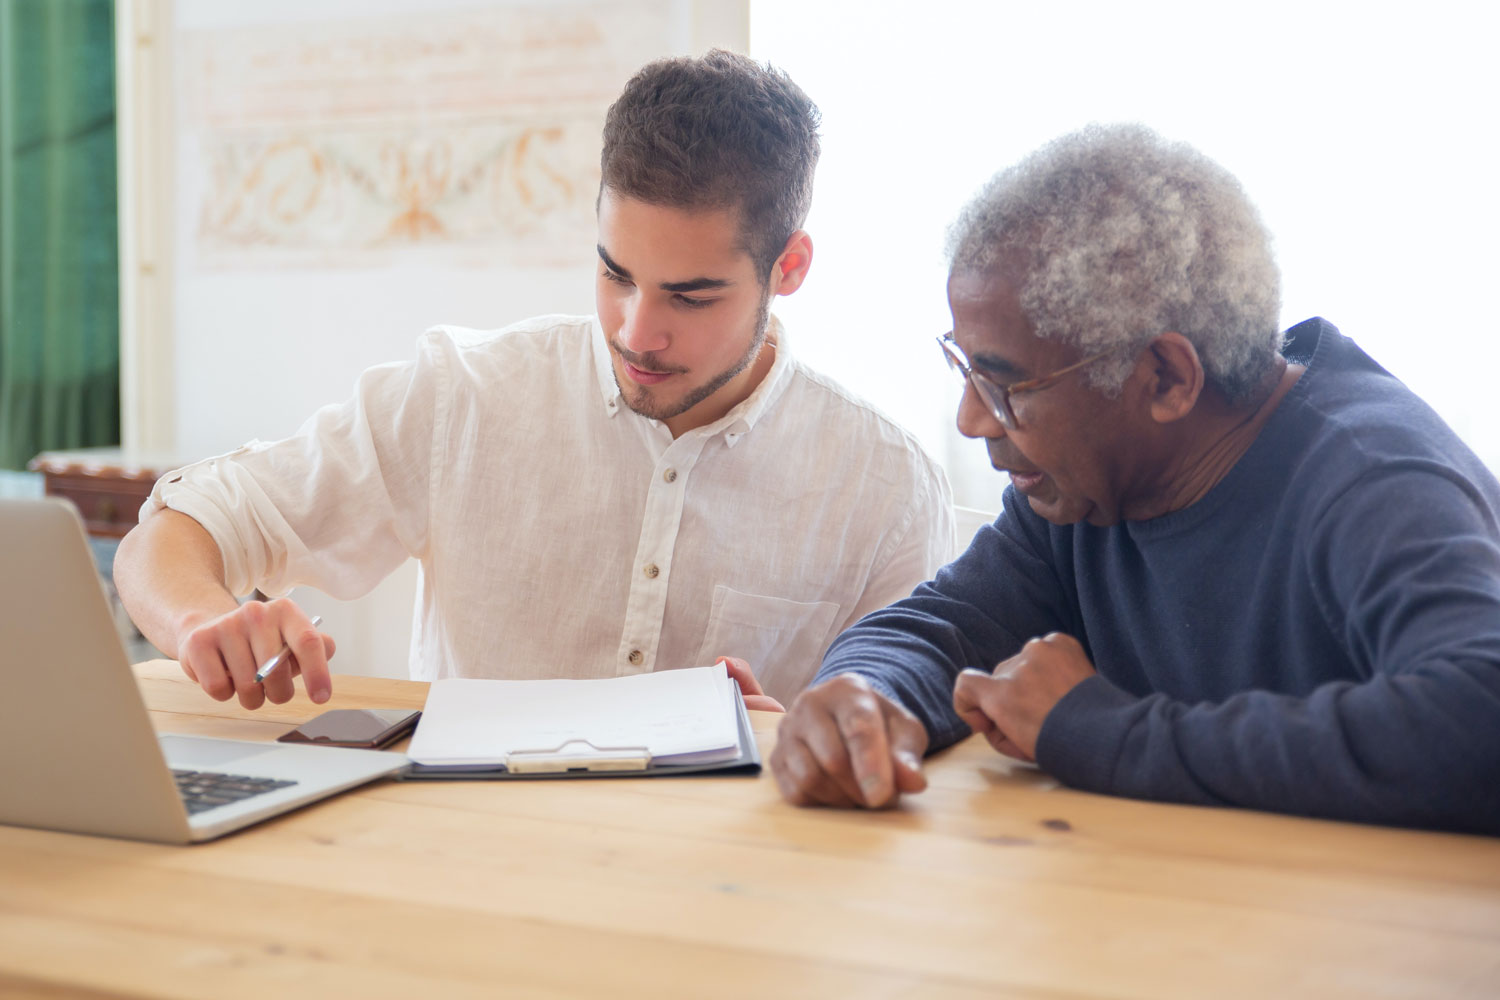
top-left (752, 0), bottom-right (1500, 509)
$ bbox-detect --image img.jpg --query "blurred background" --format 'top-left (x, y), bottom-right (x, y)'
top-left (3, 0), bottom-right (1495, 675)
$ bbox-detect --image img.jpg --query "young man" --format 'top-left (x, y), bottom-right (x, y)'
top-left (770, 124), bottom-right (1500, 834)
top-left (114, 51), bottom-right (953, 712)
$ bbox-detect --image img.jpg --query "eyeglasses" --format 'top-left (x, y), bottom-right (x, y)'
top-left (937, 332), bottom-right (1114, 430)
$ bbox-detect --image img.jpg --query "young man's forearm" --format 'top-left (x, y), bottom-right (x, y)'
top-left (114, 509), bottom-right (241, 658)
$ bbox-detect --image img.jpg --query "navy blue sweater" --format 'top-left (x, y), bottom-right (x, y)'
top-left (818, 319), bottom-right (1500, 834)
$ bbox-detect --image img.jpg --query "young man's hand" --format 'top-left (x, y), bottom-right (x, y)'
top-left (714, 656), bottom-right (785, 712)
top-left (175, 597), bottom-right (335, 710)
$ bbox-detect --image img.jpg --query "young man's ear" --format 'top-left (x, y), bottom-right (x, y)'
top-left (769, 230), bottom-right (813, 296)
top-left (1142, 332), bottom-right (1205, 425)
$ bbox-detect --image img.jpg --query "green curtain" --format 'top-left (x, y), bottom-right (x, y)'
top-left (0, 0), bottom-right (119, 470)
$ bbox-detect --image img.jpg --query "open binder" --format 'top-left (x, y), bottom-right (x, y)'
top-left (402, 663), bottom-right (762, 780)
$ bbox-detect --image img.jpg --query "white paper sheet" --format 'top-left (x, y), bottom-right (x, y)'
top-left (406, 663), bottom-right (742, 768)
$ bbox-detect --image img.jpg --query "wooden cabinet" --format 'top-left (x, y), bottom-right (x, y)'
top-left (27, 449), bottom-right (180, 538)
top-left (26, 449), bottom-right (179, 660)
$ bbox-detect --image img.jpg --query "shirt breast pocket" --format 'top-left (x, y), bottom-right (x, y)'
top-left (695, 586), bottom-right (841, 706)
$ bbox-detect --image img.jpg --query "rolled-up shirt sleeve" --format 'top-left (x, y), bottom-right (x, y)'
top-left (143, 332), bottom-right (446, 600)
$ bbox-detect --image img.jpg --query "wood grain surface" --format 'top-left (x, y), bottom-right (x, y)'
top-left (1, 661), bottom-right (1496, 999)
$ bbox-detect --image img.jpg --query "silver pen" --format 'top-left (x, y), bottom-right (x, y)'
top-left (254, 615), bottom-right (324, 683)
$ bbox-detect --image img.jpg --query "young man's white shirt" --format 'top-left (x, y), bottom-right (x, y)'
top-left (146, 314), bottom-right (954, 704)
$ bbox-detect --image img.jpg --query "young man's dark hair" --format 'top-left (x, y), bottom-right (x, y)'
top-left (600, 49), bottom-right (821, 282)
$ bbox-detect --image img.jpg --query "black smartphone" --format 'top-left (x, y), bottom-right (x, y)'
top-left (276, 708), bottom-right (421, 749)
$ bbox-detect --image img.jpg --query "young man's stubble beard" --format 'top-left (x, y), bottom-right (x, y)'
top-left (615, 287), bottom-right (773, 423)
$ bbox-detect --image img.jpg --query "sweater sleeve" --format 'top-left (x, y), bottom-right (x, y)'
top-left (814, 486), bottom-right (1078, 751)
top-left (1036, 463), bottom-right (1500, 834)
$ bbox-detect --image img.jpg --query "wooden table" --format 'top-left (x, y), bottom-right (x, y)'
top-left (2, 663), bottom-right (1497, 999)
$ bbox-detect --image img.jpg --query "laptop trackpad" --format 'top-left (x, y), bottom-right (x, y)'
top-left (159, 734), bottom-right (281, 769)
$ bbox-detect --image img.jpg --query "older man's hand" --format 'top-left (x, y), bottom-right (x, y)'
top-left (770, 674), bottom-right (929, 809)
top-left (952, 632), bottom-right (1096, 761)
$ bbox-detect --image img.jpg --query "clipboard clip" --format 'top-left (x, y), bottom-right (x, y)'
top-left (505, 739), bottom-right (653, 774)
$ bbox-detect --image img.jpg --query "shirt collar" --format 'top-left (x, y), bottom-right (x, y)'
top-left (590, 315), bottom-right (624, 415)
top-left (589, 314), bottom-right (795, 446)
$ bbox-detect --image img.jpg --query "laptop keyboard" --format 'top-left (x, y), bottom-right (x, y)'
top-left (172, 769), bottom-right (298, 815)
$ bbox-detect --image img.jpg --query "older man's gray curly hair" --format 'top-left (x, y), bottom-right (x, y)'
top-left (946, 123), bottom-right (1282, 404)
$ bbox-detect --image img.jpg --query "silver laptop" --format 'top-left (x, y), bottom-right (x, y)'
top-left (0, 498), bottom-right (409, 844)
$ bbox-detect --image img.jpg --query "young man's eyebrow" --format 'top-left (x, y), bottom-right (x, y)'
top-left (660, 276), bottom-right (733, 293)
top-left (596, 245), bottom-right (631, 279)
top-left (596, 245), bottom-right (733, 294)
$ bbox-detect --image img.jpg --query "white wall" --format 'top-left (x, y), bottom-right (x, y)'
top-left (169, 0), bottom-right (721, 459)
top-left (752, 0), bottom-right (1500, 510)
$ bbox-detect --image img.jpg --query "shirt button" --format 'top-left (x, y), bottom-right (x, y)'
top-left (663, 468), bottom-right (677, 483)
top-left (628, 649), bottom-right (643, 665)
top-left (643, 563), bottom-right (659, 579)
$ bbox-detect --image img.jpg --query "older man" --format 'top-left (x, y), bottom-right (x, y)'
top-left (770, 123), bottom-right (1500, 834)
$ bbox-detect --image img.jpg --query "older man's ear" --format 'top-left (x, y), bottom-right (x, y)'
top-left (1142, 332), bottom-right (1206, 425)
